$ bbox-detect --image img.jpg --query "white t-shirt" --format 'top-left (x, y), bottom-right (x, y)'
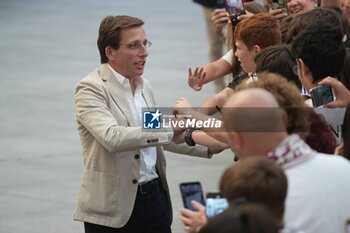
top-left (284, 153), bottom-right (350, 233)
top-left (221, 49), bottom-right (233, 66)
top-left (108, 64), bottom-right (158, 184)
top-left (268, 134), bottom-right (350, 233)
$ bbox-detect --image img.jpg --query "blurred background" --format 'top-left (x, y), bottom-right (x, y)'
top-left (0, 1), bottom-right (233, 232)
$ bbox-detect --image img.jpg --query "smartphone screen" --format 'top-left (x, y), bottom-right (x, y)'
top-left (205, 192), bottom-right (229, 218)
top-left (310, 85), bottom-right (334, 107)
top-left (224, 0), bottom-right (245, 26)
top-left (271, 0), bottom-right (288, 13)
top-left (179, 182), bottom-right (205, 211)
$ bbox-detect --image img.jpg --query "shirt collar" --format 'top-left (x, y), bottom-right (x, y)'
top-left (267, 134), bottom-right (316, 169)
top-left (107, 64), bottom-right (144, 91)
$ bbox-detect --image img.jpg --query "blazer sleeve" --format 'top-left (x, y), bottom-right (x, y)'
top-left (142, 79), bottom-right (211, 159)
top-left (75, 77), bottom-right (171, 153)
top-left (163, 141), bottom-right (212, 158)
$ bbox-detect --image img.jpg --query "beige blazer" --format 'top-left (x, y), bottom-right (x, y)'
top-left (73, 64), bottom-right (209, 228)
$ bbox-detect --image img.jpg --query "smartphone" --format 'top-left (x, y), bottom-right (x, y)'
top-left (310, 85), bottom-right (334, 107)
top-left (224, 0), bottom-right (245, 26)
top-left (216, 0), bottom-right (226, 8)
top-left (205, 192), bottom-right (229, 218)
top-left (271, 0), bottom-right (288, 13)
top-left (179, 182), bottom-right (205, 211)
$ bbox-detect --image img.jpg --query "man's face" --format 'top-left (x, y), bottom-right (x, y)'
top-left (287, 0), bottom-right (317, 15)
top-left (234, 40), bottom-right (257, 73)
top-left (108, 26), bottom-right (148, 79)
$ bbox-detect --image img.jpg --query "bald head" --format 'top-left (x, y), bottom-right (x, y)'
top-left (221, 88), bottom-right (288, 158)
top-left (222, 88), bottom-right (284, 132)
top-left (225, 88), bottom-right (280, 108)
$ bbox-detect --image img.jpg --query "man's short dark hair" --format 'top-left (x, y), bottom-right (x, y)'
top-left (97, 15), bottom-right (144, 64)
top-left (286, 7), bottom-right (344, 44)
top-left (291, 22), bottom-right (345, 83)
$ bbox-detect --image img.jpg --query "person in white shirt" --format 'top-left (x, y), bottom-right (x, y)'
top-left (73, 15), bottom-right (216, 233)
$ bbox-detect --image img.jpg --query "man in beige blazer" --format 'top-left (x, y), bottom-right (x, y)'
top-left (73, 15), bottom-right (212, 233)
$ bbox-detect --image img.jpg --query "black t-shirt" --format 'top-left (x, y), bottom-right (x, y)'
top-left (228, 72), bottom-right (249, 90)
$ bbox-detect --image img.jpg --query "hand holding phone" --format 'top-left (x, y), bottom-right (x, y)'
top-left (224, 0), bottom-right (245, 26)
top-left (180, 182), bottom-right (205, 211)
top-left (310, 85), bottom-right (334, 107)
top-left (271, 0), bottom-right (288, 13)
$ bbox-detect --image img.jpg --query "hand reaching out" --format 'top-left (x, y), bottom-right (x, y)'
top-left (172, 98), bottom-right (194, 143)
top-left (175, 97), bottom-right (193, 109)
top-left (188, 67), bottom-right (206, 91)
top-left (173, 97), bottom-right (194, 116)
top-left (172, 116), bottom-right (186, 144)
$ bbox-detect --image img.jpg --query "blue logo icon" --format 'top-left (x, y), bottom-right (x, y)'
top-left (143, 109), bottom-right (162, 129)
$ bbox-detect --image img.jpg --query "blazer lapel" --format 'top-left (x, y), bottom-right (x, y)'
top-left (142, 88), bottom-right (155, 109)
top-left (99, 64), bottom-right (134, 126)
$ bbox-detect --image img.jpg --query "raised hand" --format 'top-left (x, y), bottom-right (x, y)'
top-left (188, 67), bottom-right (206, 91)
top-left (211, 8), bottom-right (229, 32)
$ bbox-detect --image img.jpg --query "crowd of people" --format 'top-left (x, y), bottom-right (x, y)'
top-left (72, 0), bottom-right (350, 232)
top-left (174, 0), bottom-right (350, 232)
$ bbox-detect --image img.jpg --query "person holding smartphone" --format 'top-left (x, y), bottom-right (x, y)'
top-left (319, 77), bottom-right (350, 108)
top-left (178, 75), bottom-right (350, 233)
top-left (291, 22), bottom-right (345, 99)
top-left (181, 157), bottom-right (289, 233)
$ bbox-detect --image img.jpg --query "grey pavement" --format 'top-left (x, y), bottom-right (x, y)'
top-left (0, 1), bottom-right (234, 232)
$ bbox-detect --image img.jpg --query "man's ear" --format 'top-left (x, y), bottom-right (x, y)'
top-left (280, 109), bottom-right (288, 129)
top-left (228, 131), bottom-right (243, 154)
top-left (297, 58), bottom-right (313, 91)
top-left (298, 58), bottom-right (310, 76)
top-left (253, 45), bottom-right (261, 55)
top-left (105, 46), bottom-right (115, 61)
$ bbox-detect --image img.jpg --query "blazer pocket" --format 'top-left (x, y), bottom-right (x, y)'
top-left (79, 169), bottom-right (120, 217)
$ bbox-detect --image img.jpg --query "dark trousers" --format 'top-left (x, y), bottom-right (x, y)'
top-left (84, 178), bottom-right (172, 233)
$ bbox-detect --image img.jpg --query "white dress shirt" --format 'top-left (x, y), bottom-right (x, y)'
top-left (108, 64), bottom-right (158, 184)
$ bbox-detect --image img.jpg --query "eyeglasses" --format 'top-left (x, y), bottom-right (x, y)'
top-left (120, 40), bottom-right (152, 50)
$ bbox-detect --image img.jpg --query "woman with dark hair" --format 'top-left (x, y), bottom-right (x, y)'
top-left (255, 45), bottom-right (301, 90)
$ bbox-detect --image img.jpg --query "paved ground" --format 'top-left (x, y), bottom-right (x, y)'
top-left (0, 1), bottom-right (234, 232)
